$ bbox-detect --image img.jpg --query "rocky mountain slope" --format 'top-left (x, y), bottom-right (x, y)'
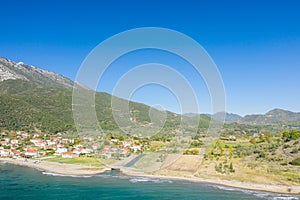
top-left (0, 56), bottom-right (73, 88)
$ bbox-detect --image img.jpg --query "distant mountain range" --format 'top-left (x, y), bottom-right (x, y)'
top-left (212, 112), bottom-right (242, 123)
top-left (188, 109), bottom-right (300, 125)
top-left (185, 112), bottom-right (242, 123)
top-left (239, 109), bottom-right (300, 125)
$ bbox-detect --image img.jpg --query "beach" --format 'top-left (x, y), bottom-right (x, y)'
top-left (121, 168), bottom-right (300, 195)
top-left (1, 157), bottom-right (299, 195)
top-left (0, 158), bottom-right (110, 175)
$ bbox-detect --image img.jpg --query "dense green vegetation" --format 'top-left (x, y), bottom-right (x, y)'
top-left (0, 80), bottom-right (76, 132)
top-left (0, 80), bottom-right (211, 135)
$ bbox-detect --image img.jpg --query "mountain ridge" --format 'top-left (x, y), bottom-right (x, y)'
top-left (1, 56), bottom-right (299, 132)
top-left (0, 56), bottom-right (213, 134)
top-left (239, 108), bottom-right (300, 125)
top-left (0, 56), bottom-right (73, 88)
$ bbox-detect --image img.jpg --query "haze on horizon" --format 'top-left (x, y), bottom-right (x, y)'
top-left (0, 0), bottom-right (299, 116)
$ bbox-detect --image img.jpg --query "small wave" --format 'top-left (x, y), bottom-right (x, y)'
top-left (212, 184), bottom-right (258, 195)
top-left (253, 191), bottom-right (299, 200)
top-left (42, 172), bottom-right (92, 178)
top-left (212, 185), bottom-right (299, 200)
top-left (129, 177), bottom-right (172, 184)
top-left (94, 174), bottom-right (127, 179)
top-left (268, 197), bottom-right (299, 200)
top-left (213, 185), bottom-right (239, 191)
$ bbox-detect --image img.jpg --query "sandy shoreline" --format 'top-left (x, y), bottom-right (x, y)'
top-left (121, 168), bottom-right (300, 195)
top-left (1, 158), bottom-right (299, 195)
top-left (0, 158), bottom-right (110, 175)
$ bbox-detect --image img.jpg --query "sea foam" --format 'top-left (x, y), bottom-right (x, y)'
top-left (129, 177), bottom-right (172, 184)
top-left (42, 171), bottom-right (92, 178)
top-left (212, 185), bottom-right (299, 200)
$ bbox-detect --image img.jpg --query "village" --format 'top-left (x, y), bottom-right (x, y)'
top-left (0, 131), bottom-right (143, 160)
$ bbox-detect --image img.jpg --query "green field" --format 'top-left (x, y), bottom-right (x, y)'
top-left (44, 156), bottom-right (115, 167)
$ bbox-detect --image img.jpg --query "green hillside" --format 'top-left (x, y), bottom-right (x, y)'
top-left (240, 109), bottom-right (300, 125)
top-left (0, 79), bottom-right (211, 134)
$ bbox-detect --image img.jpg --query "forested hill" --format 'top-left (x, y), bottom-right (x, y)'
top-left (0, 57), bottom-right (211, 134)
top-left (239, 109), bottom-right (300, 125)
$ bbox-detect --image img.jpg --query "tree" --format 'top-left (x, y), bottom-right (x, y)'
top-left (229, 162), bottom-right (235, 173)
top-left (282, 130), bottom-right (300, 142)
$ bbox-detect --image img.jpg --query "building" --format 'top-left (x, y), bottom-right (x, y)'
top-left (12, 150), bottom-right (21, 157)
top-left (0, 149), bottom-right (10, 157)
top-left (56, 147), bottom-right (68, 154)
top-left (62, 152), bottom-right (79, 158)
top-left (24, 148), bottom-right (39, 158)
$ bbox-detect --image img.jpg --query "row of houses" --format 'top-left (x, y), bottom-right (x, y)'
top-left (55, 145), bottom-right (94, 158)
top-left (0, 131), bottom-right (85, 158)
top-left (0, 147), bottom-right (45, 158)
top-left (1, 131), bottom-right (144, 160)
top-left (0, 145), bottom-right (95, 159)
top-left (100, 139), bottom-right (142, 159)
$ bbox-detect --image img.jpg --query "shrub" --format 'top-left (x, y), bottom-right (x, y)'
top-left (190, 140), bottom-right (203, 148)
top-left (183, 149), bottom-right (199, 155)
top-left (249, 138), bottom-right (256, 144)
top-left (291, 149), bottom-right (299, 154)
top-left (280, 162), bottom-right (288, 166)
top-left (289, 157), bottom-right (300, 166)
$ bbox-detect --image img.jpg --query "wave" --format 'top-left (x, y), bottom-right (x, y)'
top-left (212, 185), bottom-right (299, 200)
top-left (94, 172), bottom-right (173, 184)
top-left (129, 177), bottom-right (172, 184)
top-left (273, 197), bottom-right (300, 200)
top-left (268, 197), bottom-right (299, 200)
top-left (39, 170), bottom-right (299, 199)
top-left (42, 171), bottom-right (92, 178)
top-left (251, 190), bottom-right (299, 200)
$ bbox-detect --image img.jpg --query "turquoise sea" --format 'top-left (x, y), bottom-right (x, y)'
top-left (0, 162), bottom-right (299, 200)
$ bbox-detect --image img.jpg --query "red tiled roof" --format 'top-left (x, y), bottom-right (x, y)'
top-left (13, 150), bottom-right (20, 155)
top-left (63, 151), bottom-right (77, 155)
top-left (27, 148), bottom-right (37, 153)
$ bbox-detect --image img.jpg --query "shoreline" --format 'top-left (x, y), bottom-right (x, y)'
top-left (121, 168), bottom-right (300, 195)
top-left (1, 158), bottom-right (299, 195)
top-left (0, 158), bottom-right (110, 175)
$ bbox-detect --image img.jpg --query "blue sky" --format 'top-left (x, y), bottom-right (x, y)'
top-left (0, 0), bottom-right (299, 115)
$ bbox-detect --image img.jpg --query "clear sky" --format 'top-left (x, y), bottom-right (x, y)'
top-left (0, 0), bottom-right (299, 116)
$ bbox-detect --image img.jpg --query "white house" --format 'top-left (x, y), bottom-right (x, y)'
top-left (130, 145), bottom-right (142, 152)
top-left (56, 147), bottom-right (68, 154)
top-left (11, 139), bottom-right (19, 145)
top-left (122, 141), bottom-right (132, 148)
top-left (0, 149), bottom-right (10, 157)
top-left (79, 148), bottom-right (93, 154)
top-left (46, 140), bottom-right (57, 146)
top-left (62, 152), bottom-right (79, 158)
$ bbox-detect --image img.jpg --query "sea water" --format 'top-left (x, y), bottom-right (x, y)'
top-left (0, 162), bottom-right (299, 200)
